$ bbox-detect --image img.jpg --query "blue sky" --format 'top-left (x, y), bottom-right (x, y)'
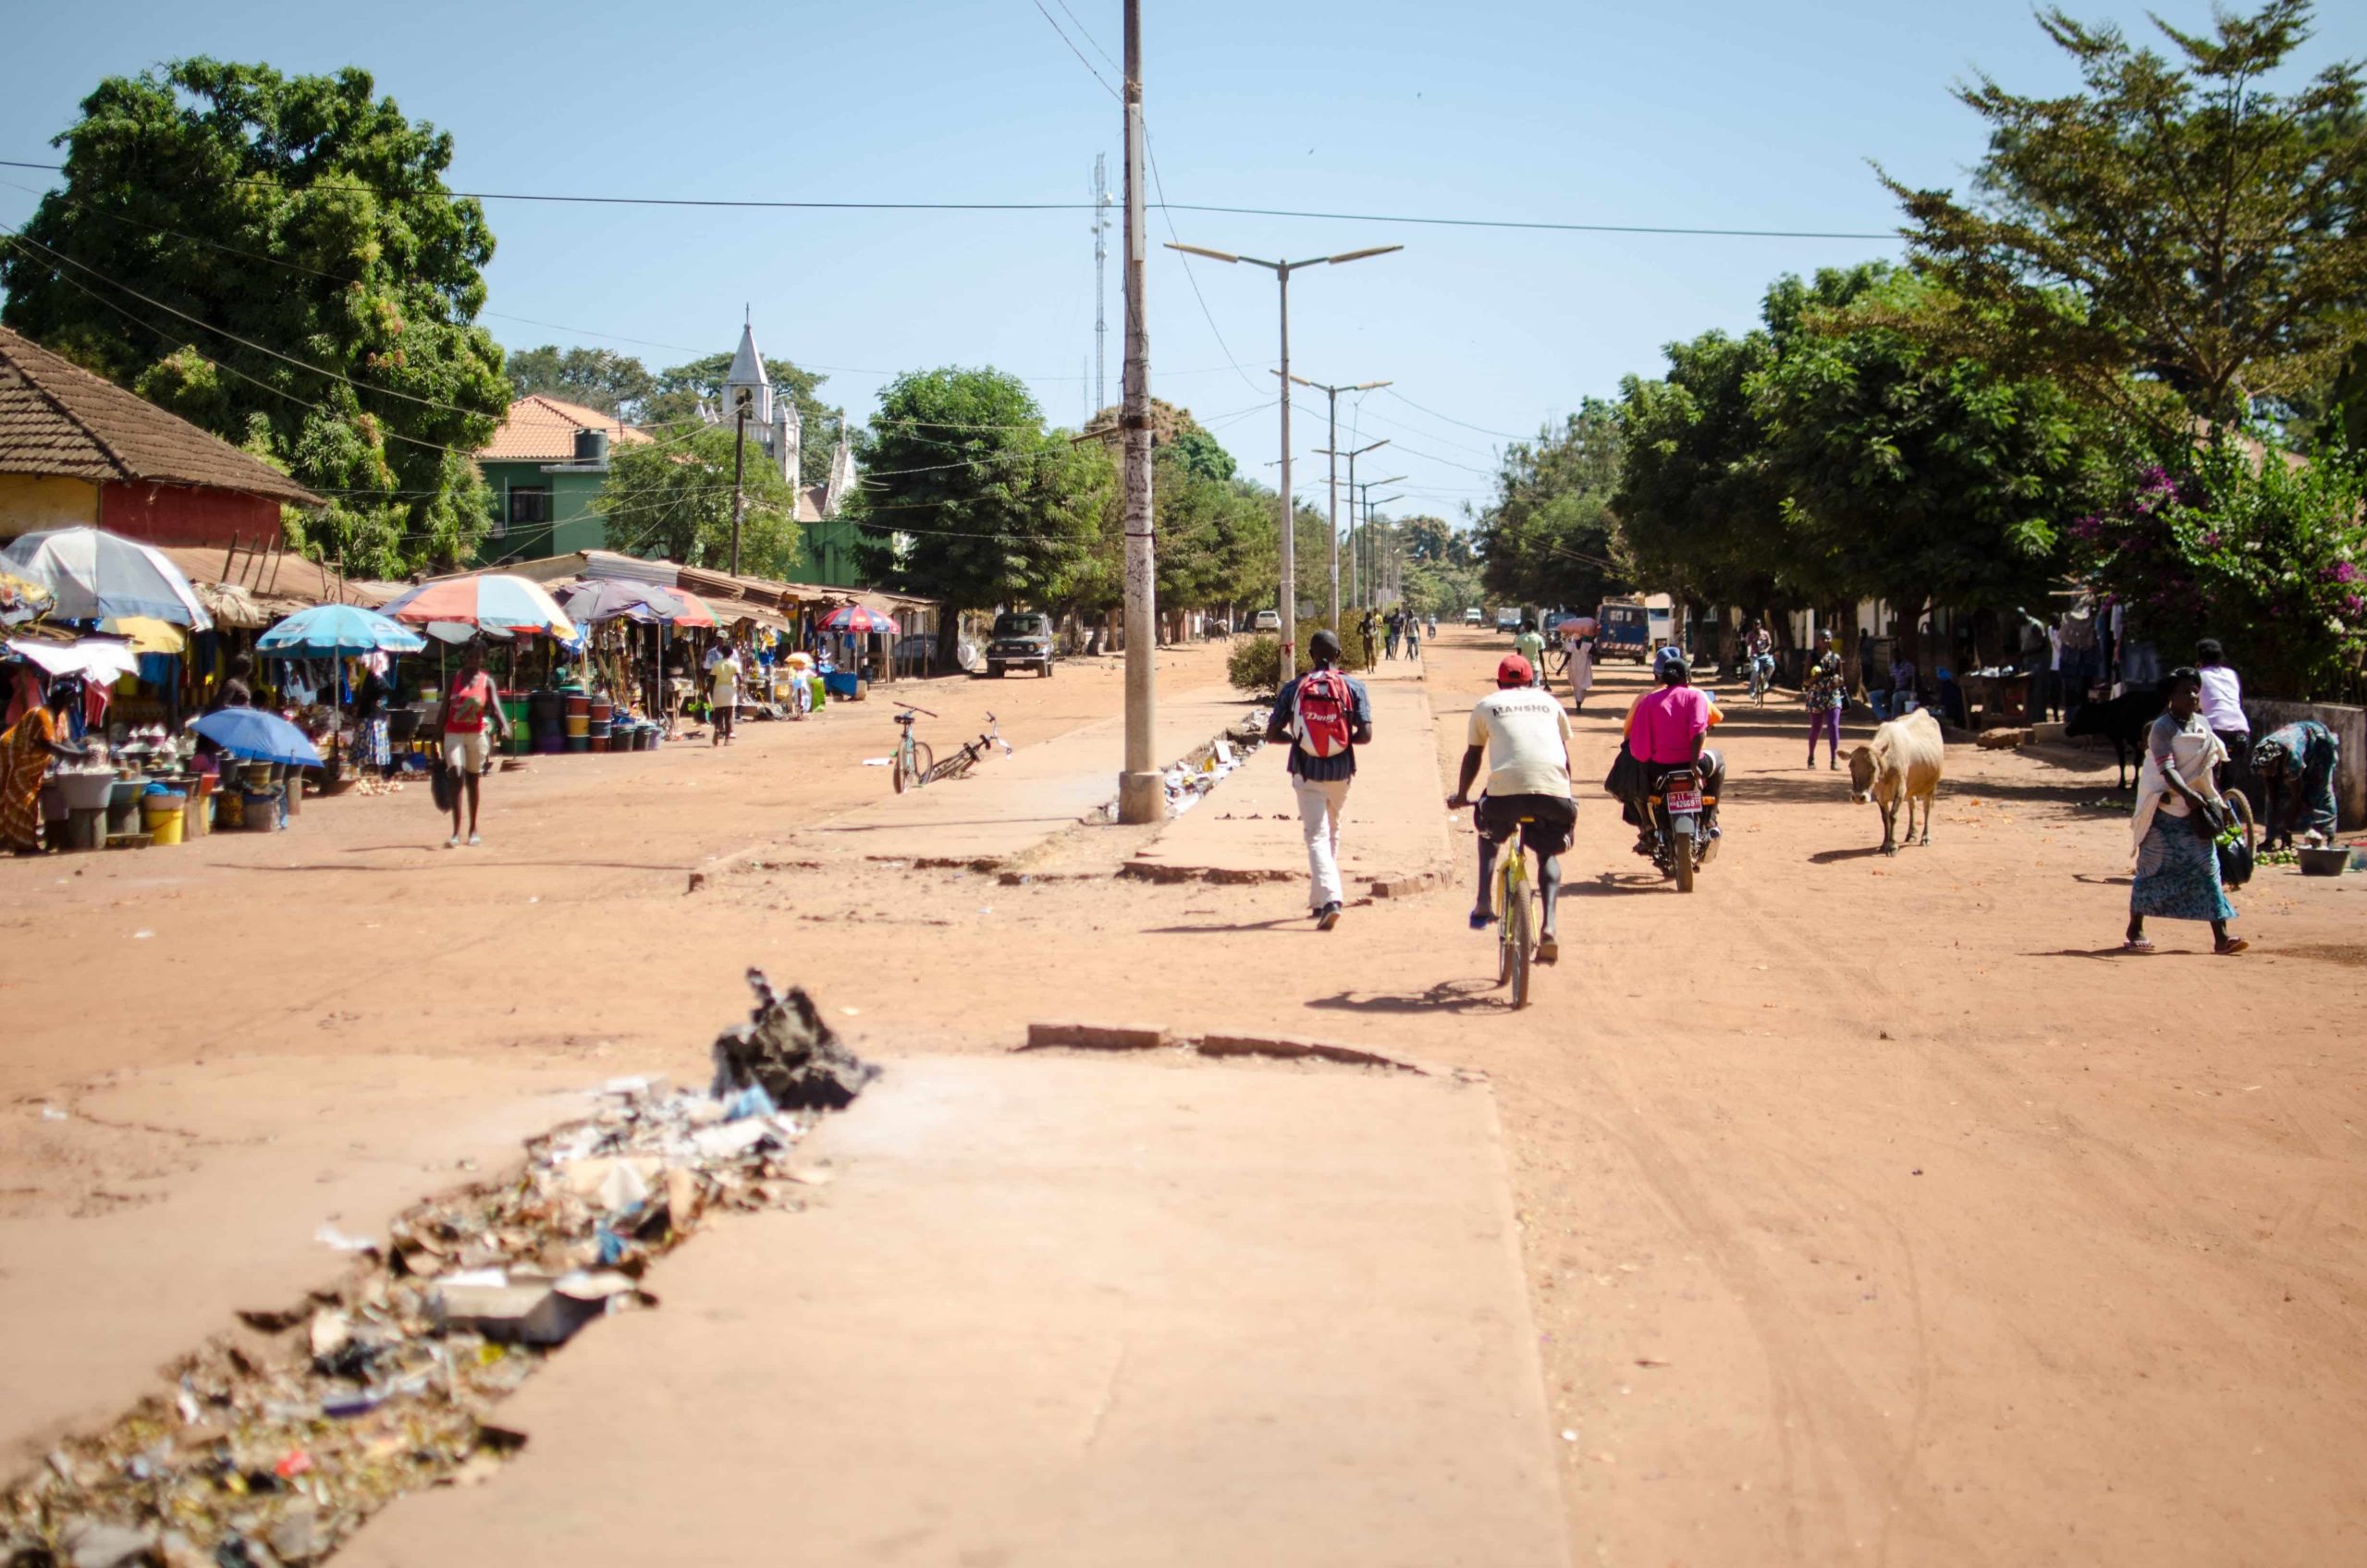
top-left (5, 0), bottom-right (2362, 524)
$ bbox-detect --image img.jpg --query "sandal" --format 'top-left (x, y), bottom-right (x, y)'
top-left (2121, 937), bottom-right (2156, 954)
top-left (2215, 937), bottom-right (2249, 956)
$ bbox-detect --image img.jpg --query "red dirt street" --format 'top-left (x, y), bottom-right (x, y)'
top-left (5, 629), bottom-right (2362, 1565)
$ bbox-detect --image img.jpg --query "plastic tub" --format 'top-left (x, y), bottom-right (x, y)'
top-left (2297, 847), bottom-right (2350, 877)
top-left (566, 735), bottom-right (590, 753)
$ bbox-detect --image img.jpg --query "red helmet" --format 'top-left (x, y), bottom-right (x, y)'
top-left (1497, 654), bottom-right (1533, 687)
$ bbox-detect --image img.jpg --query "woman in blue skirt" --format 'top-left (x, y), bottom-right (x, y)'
top-left (2125, 668), bottom-right (2247, 956)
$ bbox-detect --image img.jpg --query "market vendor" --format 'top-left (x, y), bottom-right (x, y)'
top-left (1, 680), bottom-right (88, 854)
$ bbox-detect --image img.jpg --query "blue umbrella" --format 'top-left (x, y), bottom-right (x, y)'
top-left (190, 708), bottom-right (324, 766)
top-left (258, 604), bottom-right (427, 656)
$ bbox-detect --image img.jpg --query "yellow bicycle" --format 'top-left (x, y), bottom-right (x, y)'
top-left (1490, 814), bottom-right (1539, 1010)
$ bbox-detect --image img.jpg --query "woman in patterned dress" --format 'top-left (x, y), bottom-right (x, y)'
top-left (1, 682), bottom-right (86, 853)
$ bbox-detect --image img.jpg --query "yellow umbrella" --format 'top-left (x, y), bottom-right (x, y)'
top-left (97, 615), bottom-right (187, 654)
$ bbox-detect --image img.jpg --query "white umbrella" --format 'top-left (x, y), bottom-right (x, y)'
top-left (1, 527), bottom-right (214, 630)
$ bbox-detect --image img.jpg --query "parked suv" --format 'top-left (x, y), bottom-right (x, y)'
top-left (985, 611), bottom-right (1055, 678)
top-left (1252, 608), bottom-right (1282, 632)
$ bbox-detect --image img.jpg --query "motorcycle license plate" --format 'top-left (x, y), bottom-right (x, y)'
top-left (1663, 789), bottom-right (1702, 815)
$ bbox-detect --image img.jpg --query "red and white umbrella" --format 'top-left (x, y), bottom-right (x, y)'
top-left (820, 604), bottom-right (899, 635)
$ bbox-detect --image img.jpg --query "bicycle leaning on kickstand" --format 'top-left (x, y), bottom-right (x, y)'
top-left (889, 705), bottom-right (1010, 793)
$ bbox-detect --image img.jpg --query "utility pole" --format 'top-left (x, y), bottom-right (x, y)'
top-left (1316, 435), bottom-right (1388, 620)
top-left (1166, 239), bottom-right (1399, 677)
top-left (1291, 375), bottom-right (1389, 626)
top-left (730, 403), bottom-right (749, 576)
top-left (1093, 153), bottom-right (1112, 419)
top-left (1116, 0), bottom-right (1160, 825)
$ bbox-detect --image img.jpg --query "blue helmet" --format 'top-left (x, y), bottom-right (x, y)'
top-left (1653, 645), bottom-right (1690, 681)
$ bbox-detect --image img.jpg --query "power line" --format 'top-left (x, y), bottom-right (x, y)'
top-left (0, 158), bottom-right (1902, 238)
top-left (1028, 0), bottom-right (1120, 99)
top-left (1380, 388), bottom-right (1532, 441)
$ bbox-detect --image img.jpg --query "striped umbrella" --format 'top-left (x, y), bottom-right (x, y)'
top-left (380, 574), bottom-right (577, 640)
top-left (2, 527), bottom-right (213, 629)
top-left (820, 604), bottom-right (899, 635)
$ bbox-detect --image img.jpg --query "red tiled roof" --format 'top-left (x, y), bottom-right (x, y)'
top-left (0, 325), bottom-right (323, 507)
top-left (478, 396), bottom-right (655, 462)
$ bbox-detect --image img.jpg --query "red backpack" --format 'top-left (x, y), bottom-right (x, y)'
top-left (1293, 668), bottom-right (1355, 760)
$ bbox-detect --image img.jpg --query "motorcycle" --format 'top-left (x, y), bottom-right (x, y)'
top-left (1644, 763), bottom-right (1714, 892)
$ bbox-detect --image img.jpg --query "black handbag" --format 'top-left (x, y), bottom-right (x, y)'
top-left (429, 759), bottom-right (456, 813)
top-left (1601, 741), bottom-right (1640, 801)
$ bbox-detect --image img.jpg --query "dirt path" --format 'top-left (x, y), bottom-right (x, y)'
top-left (5, 629), bottom-right (2364, 1564)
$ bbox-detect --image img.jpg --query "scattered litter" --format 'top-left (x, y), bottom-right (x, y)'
top-left (3, 977), bottom-right (879, 1565)
top-left (41, 1104), bottom-right (67, 1121)
top-left (861, 756), bottom-right (892, 766)
top-left (130, 930), bottom-right (153, 940)
top-left (1560, 1428), bottom-right (1578, 1442)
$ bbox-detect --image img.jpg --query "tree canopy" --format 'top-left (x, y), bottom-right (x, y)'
top-left (505, 345), bottom-right (656, 420)
top-left (1473, 400), bottom-right (1628, 611)
top-left (850, 368), bottom-right (1104, 619)
top-left (0, 58), bottom-right (509, 576)
top-left (596, 423), bottom-right (800, 580)
top-left (1883, 0), bottom-right (2367, 426)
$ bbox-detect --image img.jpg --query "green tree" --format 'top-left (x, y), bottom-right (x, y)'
top-left (642, 352), bottom-right (836, 483)
top-left (595, 423), bottom-right (801, 579)
top-left (0, 58), bottom-right (509, 576)
top-left (1474, 400), bottom-right (1629, 610)
top-left (1883, 0), bottom-right (2367, 426)
top-left (852, 368), bottom-right (1105, 655)
top-left (1748, 266), bottom-right (2115, 631)
top-left (506, 344), bottom-right (656, 419)
top-left (2071, 441), bottom-right (2367, 698)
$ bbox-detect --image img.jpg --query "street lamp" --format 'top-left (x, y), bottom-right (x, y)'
top-left (1314, 438), bottom-right (1388, 618)
top-left (1290, 374), bottom-right (1389, 625)
top-left (1354, 477), bottom-right (1405, 607)
top-left (1166, 240), bottom-right (1400, 671)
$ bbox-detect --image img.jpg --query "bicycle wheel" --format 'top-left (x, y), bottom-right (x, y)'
top-left (926, 748), bottom-right (975, 785)
top-left (1494, 866), bottom-right (1515, 987)
top-left (1673, 827), bottom-right (1695, 893)
top-left (1504, 867), bottom-right (1534, 1010)
top-left (895, 741), bottom-right (933, 793)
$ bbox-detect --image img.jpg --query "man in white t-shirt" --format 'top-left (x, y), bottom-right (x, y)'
top-left (1446, 654), bottom-right (1576, 962)
top-left (2195, 637), bottom-right (2250, 797)
top-left (705, 643), bottom-right (742, 746)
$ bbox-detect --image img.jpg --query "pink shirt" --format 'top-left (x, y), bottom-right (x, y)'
top-left (1628, 685), bottom-right (1711, 764)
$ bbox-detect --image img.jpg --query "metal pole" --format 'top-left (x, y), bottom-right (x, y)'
top-left (730, 406), bottom-right (749, 576)
top-left (1116, 0), bottom-right (1161, 825)
top-left (1323, 386), bottom-right (1340, 627)
top-left (1277, 265), bottom-right (1294, 676)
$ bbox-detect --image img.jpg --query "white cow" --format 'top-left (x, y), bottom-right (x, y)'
top-left (1846, 708), bottom-right (1944, 856)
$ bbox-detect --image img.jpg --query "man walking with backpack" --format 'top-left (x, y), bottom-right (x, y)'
top-left (1265, 630), bottom-right (1373, 930)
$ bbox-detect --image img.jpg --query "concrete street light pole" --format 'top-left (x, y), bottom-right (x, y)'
top-left (1288, 374), bottom-right (1389, 627)
top-left (1116, 0), bottom-right (1161, 826)
top-left (1165, 241), bottom-right (1398, 679)
top-left (1316, 438), bottom-right (1387, 622)
top-left (1354, 476), bottom-right (1406, 608)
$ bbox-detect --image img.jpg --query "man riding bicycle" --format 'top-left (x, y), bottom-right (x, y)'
top-left (1448, 654), bottom-right (1576, 964)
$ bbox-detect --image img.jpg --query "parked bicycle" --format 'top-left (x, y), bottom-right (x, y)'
top-left (889, 705), bottom-right (1010, 793)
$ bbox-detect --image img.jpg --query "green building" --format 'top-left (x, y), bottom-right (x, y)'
top-left (472, 396), bottom-right (650, 567)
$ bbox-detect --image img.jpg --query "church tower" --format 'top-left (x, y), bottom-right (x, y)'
top-left (722, 322), bottom-right (770, 429)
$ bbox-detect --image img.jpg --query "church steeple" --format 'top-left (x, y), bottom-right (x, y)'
top-left (723, 318), bottom-right (770, 426)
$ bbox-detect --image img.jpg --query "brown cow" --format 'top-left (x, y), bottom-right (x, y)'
top-left (1846, 708), bottom-right (1944, 855)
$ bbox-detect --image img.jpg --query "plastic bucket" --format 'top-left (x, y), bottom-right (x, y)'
top-left (566, 736), bottom-right (590, 753)
top-left (589, 733), bottom-right (609, 753)
top-left (184, 794), bottom-right (208, 839)
top-left (142, 795), bottom-right (187, 846)
top-left (216, 791), bottom-right (243, 830)
top-left (564, 715), bottom-right (590, 737)
top-left (565, 695), bottom-right (591, 717)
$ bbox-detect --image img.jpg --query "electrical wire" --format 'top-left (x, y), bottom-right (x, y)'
top-left (0, 159), bottom-right (1899, 238)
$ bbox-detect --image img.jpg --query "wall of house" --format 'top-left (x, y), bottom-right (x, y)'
top-left (477, 462), bottom-right (613, 566)
top-left (0, 472), bottom-right (100, 534)
top-left (99, 482), bottom-right (282, 547)
top-left (802, 514), bottom-right (864, 588)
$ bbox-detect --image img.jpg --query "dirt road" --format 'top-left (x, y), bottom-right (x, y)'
top-left (5, 629), bottom-right (2363, 1564)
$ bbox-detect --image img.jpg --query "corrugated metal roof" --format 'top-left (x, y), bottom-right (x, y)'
top-left (477, 397), bottom-right (656, 462)
top-left (0, 325), bottom-right (323, 507)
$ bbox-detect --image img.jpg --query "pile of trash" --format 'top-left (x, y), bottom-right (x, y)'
top-left (1164, 727), bottom-right (1264, 817)
top-left (2, 973), bottom-right (873, 1568)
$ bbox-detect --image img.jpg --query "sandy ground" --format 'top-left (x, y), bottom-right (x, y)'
top-left (4, 629), bottom-right (2364, 1564)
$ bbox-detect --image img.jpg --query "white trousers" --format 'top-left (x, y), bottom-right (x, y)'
top-left (1293, 774), bottom-right (1353, 910)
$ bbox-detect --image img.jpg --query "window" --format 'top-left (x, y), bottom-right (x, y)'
top-left (506, 486), bottom-right (553, 532)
